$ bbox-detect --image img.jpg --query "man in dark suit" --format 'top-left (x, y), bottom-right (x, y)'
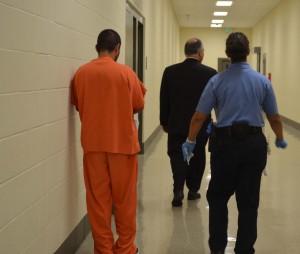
top-left (160, 38), bottom-right (217, 207)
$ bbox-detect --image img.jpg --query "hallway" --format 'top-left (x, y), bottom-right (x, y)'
top-left (76, 123), bottom-right (300, 254)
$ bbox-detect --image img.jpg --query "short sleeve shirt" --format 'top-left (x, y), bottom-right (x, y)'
top-left (71, 57), bottom-right (146, 154)
top-left (196, 62), bottom-right (278, 127)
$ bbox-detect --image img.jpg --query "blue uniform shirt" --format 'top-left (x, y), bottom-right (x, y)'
top-left (196, 62), bottom-right (278, 127)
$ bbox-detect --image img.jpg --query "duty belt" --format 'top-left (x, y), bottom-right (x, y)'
top-left (215, 126), bottom-right (262, 136)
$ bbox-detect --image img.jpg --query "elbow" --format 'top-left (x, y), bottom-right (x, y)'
top-left (267, 113), bottom-right (281, 124)
top-left (133, 107), bottom-right (144, 114)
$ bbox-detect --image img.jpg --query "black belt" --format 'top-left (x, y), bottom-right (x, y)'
top-left (216, 126), bottom-right (262, 136)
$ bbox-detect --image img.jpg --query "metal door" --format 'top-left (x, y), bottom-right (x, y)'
top-left (126, 4), bottom-right (145, 153)
top-left (218, 58), bottom-right (231, 72)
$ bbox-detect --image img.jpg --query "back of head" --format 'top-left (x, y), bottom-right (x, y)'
top-left (184, 38), bottom-right (203, 56)
top-left (226, 32), bottom-right (250, 63)
top-left (96, 29), bottom-right (121, 53)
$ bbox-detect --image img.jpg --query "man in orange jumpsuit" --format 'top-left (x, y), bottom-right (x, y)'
top-left (71, 29), bottom-right (146, 254)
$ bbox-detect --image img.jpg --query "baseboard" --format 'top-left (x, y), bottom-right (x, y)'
top-left (54, 215), bottom-right (90, 254)
top-left (143, 125), bottom-right (162, 152)
top-left (281, 115), bottom-right (300, 131)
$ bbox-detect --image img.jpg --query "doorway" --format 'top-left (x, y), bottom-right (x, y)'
top-left (218, 58), bottom-right (231, 72)
top-left (126, 4), bottom-right (145, 153)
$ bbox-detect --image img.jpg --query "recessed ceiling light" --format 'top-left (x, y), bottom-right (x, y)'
top-left (214, 11), bottom-right (228, 16)
top-left (211, 24), bottom-right (223, 28)
top-left (212, 19), bottom-right (224, 24)
top-left (216, 1), bottom-right (233, 7)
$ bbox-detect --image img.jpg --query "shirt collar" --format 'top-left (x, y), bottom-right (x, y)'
top-left (229, 62), bottom-right (249, 68)
top-left (186, 57), bottom-right (200, 61)
top-left (93, 56), bottom-right (114, 62)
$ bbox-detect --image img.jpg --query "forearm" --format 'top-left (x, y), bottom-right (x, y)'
top-left (267, 114), bottom-right (284, 140)
top-left (187, 112), bottom-right (208, 141)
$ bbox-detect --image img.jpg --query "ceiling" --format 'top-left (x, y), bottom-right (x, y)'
top-left (171, 0), bottom-right (283, 28)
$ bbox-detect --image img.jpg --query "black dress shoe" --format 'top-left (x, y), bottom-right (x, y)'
top-left (211, 251), bottom-right (224, 254)
top-left (172, 191), bottom-right (184, 207)
top-left (187, 191), bottom-right (201, 200)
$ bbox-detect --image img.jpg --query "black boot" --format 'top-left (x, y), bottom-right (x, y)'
top-left (172, 191), bottom-right (184, 207)
top-left (187, 191), bottom-right (201, 200)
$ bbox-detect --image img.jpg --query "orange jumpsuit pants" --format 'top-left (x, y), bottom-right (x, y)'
top-left (83, 152), bottom-right (138, 254)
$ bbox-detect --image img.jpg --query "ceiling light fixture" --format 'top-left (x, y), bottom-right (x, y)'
top-left (216, 1), bottom-right (233, 7)
top-left (214, 11), bottom-right (228, 16)
top-left (212, 19), bottom-right (224, 24)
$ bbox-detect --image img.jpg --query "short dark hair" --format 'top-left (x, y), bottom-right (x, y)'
top-left (184, 38), bottom-right (203, 55)
top-left (226, 32), bottom-right (250, 62)
top-left (96, 29), bottom-right (121, 53)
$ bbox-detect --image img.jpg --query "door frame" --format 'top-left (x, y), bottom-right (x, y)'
top-left (125, 3), bottom-right (145, 153)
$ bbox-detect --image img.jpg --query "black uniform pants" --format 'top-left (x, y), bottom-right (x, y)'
top-left (167, 134), bottom-right (208, 194)
top-left (207, 133), bottom-right (267, 254)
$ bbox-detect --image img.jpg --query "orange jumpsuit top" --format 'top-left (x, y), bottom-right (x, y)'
top-left (71, 57), bottom-right (146, 154)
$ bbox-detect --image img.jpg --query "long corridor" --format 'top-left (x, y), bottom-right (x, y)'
top-left (76, 123), bottom-right (300, 254)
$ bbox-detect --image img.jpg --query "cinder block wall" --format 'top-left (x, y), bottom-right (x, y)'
top-left (0, 1), bottom-right (126, 253)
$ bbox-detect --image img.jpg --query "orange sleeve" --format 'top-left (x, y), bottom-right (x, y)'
top-left (129, 70), bottom-right (147, 113)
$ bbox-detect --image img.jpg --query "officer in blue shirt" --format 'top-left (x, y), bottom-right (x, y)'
top-left (182, 32), bottom-right (287, 254)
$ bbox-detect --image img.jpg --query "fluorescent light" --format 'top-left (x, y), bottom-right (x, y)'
top-left (214, 11), bottom-right (228, 16)
top-left (212, 19), bottom-right (224, 24)
top-left (211, 24), bottom-right (222, 28)
top-left (216, 1), bottom-right (233, 7)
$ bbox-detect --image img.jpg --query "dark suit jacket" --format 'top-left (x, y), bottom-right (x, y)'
top-left (160, 58), bottom-right (217, 136)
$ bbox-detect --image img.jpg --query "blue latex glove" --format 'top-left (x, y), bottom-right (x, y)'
top-left (182, 139), bottom-right (196, 164)
top-left (275, 138), bottom-right (288, 149)
top-left (206, 123), bottom-right (212, 134)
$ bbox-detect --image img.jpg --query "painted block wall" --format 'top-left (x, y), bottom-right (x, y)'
top-left (0, 0), bottom-right (181, 252)
top-left (0, 0), bottom-right (126, 253)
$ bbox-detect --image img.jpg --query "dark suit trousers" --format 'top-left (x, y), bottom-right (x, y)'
top-left (206, 133), bottom-right (267, 254)
top-left (167, 134), bottom-right (208, 193)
